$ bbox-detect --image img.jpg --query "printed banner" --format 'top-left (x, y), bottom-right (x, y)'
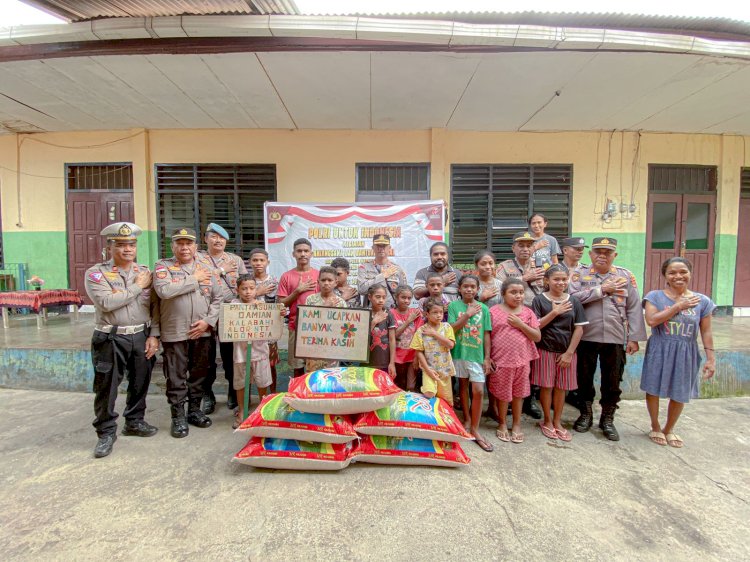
top-left (264, 201), bottom-right (444, 284)
top-left (294, 305), bottom-right (372, 362)
top-left (219, 303), bottom-right (284, 342)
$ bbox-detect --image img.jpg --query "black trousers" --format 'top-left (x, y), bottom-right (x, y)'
top-left (203, 334), bottom-right (235, 397)
top-left (91, 329), bottom-right (153, 437)
top-left (576, 340), bottom-right (626, 408)
top-left (162, 338), bottom-right (212, 406)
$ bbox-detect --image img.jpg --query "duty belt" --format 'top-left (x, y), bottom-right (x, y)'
top-left (95, 322), bottom-right (149, 335)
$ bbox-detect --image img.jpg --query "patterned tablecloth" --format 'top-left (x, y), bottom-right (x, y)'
top-left (0, 290), bottom-right (83, 313)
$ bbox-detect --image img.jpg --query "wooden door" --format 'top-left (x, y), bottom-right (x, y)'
top-left (735, 198), bottom-right (750, 306)
top-left (67, 192), bottom-right (134, 303)
top-left (645, 194), bottom-right (715, 296)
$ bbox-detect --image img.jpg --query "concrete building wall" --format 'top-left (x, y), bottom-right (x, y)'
top-left (1, 128), bottom-right (747, 304)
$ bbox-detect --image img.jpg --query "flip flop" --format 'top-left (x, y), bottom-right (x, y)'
top-left (648, 431), bottom-right (667, 446)
top-left (474, 436), bottom-right (494, 453)
top-left (496, 428), bottom-right (510, 442)
top-left (510, 431), bottom-right (524, 444)
top-left (555, 428), bottom-right (572, 442)
top-left (539, 423), bottom-right (557, 440)
top-left (665, 433), bottom-right (684, 448)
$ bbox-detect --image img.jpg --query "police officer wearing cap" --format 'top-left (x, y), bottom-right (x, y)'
top-left (495, 231), bottom-right (546, 419)
top-left (560, 237), bottom-right (589, 272)
top-left (196, 223), bottom-right (247, 414)
top-left (153, 228), bottom-right (222, 438)
top-left (85, 222), bottom-right (160, 458)
top-left (569, 237), bottom-right (647, 440)
top-left (357, 233), bottom-right (407, 309)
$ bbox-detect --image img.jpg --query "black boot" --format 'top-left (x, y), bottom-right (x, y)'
top-left (599, 405), bottom-right (620, 441)
top-left (187, 398), bottom-right (213, 428)
top-left (573, 401), bottom-right (594, 433)
top-left (227, 388), bottom-right (238, 411)
top-left (522, 395), bottom-right (542, 420)
top-left (94, 434), bottom-right (116, 458)
top-left (202, 391), bottom-right (216, 415)
top-left (122, 419), bottom-right (158, 437)
top-left (170, 403), bottom-right (189, 438)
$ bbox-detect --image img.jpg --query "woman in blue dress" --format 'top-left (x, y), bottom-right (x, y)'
top-left (641, 257), bottom-right (716, 448)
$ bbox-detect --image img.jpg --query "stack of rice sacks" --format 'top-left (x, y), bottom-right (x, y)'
top-left (232, 366), bottom-right (473, 470)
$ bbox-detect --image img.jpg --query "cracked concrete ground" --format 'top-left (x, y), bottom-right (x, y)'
top-left (0, 389), bottom-right (748, 561)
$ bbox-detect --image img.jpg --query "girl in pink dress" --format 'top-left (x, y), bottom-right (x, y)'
top-left (489, 278), bottom-right (541, 443)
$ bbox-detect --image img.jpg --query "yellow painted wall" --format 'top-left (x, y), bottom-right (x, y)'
top-left (1, 128), bottom-right (748, 235)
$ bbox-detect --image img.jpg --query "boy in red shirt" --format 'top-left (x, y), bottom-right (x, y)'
top-left (277, 238), bottom-right (319, 377)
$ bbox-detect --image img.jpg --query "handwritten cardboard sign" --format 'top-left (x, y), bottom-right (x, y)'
top-left (219, 303), bottom-right (284, 342)
top-left (294, 305), bottom-right (371, 362)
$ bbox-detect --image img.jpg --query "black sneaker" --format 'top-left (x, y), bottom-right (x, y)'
top-left (122, 420), bottom-right (158, 437)
top-left (94, 434), bottom-right (116, 458)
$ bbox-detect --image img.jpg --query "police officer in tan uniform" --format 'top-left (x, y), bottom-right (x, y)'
top-left (357, 233), bottom-right (407, 309)
top-left (196, 222), bottom-right (247, 414)
top-left (569, 237), bottom-right (647, 440)
top-left (85, 222), bottom-right (160, 458)
top-left (154, 228), bottom-right (222, 438)
top-left (495, 231), bottom-right (546, 307)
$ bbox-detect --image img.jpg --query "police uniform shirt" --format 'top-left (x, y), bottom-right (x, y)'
top-left (495, 259), bottom-right (538, 307)
top-left (153, 257), bottom-right (222, 343)
top-left (413, 264), bottom-right (463, 302)
top-left (568, 264), bottom-right (647, 345)
top-left (84, 260), bottom-right (160, 336)
top-left (357, 260), bottom-right (407, 308)
top-left (196, 250), bottom-right (247, 303)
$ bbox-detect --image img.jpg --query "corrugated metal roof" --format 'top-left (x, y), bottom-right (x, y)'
top-left (300, 11), bottom-right (750, 40)
top-left (20, 0), bottom-right (300, 21)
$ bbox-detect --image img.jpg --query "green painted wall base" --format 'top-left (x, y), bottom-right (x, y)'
top-left (713, 234), bottom-right (737, 306)
top-left (2, 231), bottom-right (68, 289)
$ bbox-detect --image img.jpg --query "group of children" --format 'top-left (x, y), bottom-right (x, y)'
top-left (230, 244), bottom-right (588, 453)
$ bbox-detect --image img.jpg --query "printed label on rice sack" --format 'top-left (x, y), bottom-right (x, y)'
top-left (354, 392), bottom-right (473, 442)
top-left (354, 435), bottom-right (470, 466)
top-left (289, 366), bottom-right (400, 398)
top-left (236, 393), bottom-right (357, 443)
top-left (233, 438), bottom-right (354, 469)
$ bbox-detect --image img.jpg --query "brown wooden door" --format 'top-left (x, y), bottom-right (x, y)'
top-left (645, 193), bottom-right (715, 296)
top-left (735, 198), bottom-right (750, 306)
top-left (67, 192), bottom-right (134, 304)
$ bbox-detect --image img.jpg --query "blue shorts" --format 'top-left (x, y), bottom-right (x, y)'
top-left (454, 360), bottom-right (485, 383)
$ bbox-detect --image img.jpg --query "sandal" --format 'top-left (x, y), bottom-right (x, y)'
top-left (232, 409), bottom-right (242, 430)
top-left (539, 423), bottom-right (557, 440)
top-left (555, 428), bottom-right (572, 442)
top-left (665, 433), bottom-right (683, 448)
top-left (496, 428), bottom-right (510, 442)
top-left (510, 431), bottom-right (524, 444)
top-left (648, 430), bottom-right (667, 446)
top-left (474, 436), bottom-right (494, 453)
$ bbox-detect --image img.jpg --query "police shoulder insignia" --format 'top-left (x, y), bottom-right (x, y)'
top-left (630, 273), bottom-right (638, 287)
top-left (155, 263), bottom-right (167, 271)
top-left (571, 273), bottom-right (580, 282)
top-left (88, 271), bottom-right (103, 283)
top-left (156, 270), bottom-right (168, 280)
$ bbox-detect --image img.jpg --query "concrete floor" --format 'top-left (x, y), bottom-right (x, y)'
top-left (0, 389), bottom-right (747, 561)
